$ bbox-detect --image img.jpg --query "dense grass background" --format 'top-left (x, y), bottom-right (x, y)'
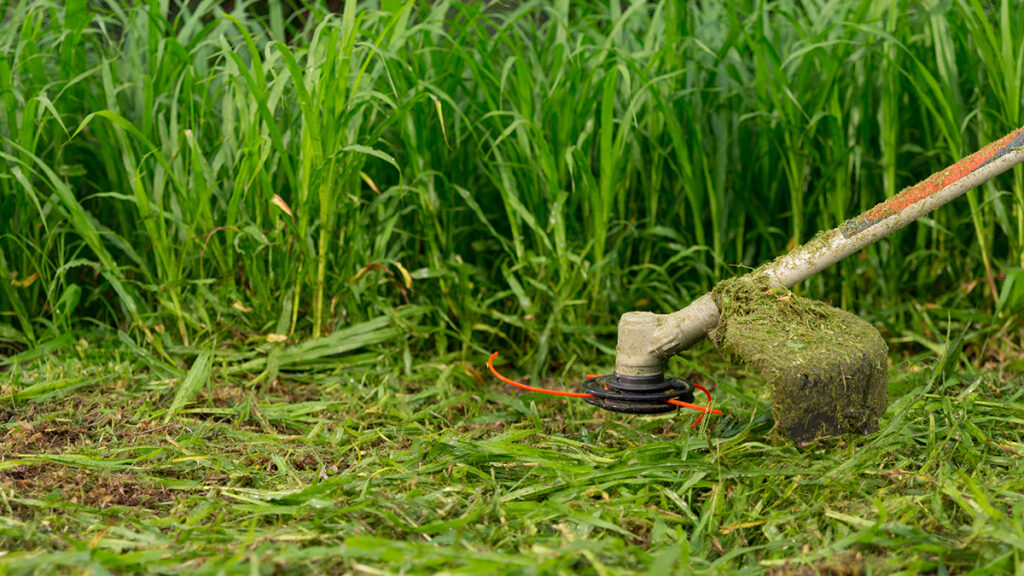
top-left (3, 0), bottom-right (1024, 573)
top-left (2, 0), bottom-right (1023, 374)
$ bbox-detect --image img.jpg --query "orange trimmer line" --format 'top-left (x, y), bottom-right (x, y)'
top-left (672, 383), bottom-right (719, 428)
top-left (487, 352), bottom-right (722, 423)
top-left (488, 352), bottom-right (593, 398)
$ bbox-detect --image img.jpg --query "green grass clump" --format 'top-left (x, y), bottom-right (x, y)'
top-left (3, 0), bottom-right (1024, 572)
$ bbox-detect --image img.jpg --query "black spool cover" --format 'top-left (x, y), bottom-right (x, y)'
top-left (583, 374), bottom-right (694, 414)
top-left (604, 372), bottom-right (674, 392)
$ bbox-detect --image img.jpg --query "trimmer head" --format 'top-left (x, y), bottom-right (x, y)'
top-left (486, 352), bottom-right (719, 425)
top-left (582, 374), bottom-right (694, 414)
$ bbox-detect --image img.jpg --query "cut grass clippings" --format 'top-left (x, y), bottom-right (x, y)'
top-left (2, 346), bottom-right (1023, 574)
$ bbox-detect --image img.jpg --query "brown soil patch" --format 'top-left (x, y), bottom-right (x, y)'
top-left (207, 384), bottom-right (248, 408)
top-left (291, 452), bottom-right (322, 471)
top-left (205, 379), bottom-right (322, 409)
top-left (768, 552), bottom-right (865, 576)
top-left (1, 394), bottom-right (186, 458)
top-left (1, 463), bottom-right (175, 510)
top-left (2, 422), bottom-right (96, 453)
top-left (1, 396), bottom-right (117, 454)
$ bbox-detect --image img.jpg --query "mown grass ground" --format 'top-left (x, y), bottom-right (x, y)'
top-left (2, 339), bottom-right (1023, 574)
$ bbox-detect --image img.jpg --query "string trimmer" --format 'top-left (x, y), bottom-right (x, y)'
top-left (491, 126), bottom-right (1024, 441)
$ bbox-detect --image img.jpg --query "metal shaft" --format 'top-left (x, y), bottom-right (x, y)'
top-left (615, 127), bottom-right (1024, 377)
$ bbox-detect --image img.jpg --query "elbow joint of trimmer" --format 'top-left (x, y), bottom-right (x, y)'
top-left (613, 311), bottom-right (670, 378)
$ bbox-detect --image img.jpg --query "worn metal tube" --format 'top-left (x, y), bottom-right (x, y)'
top-left (615, 127), bottom-right (1024, 377)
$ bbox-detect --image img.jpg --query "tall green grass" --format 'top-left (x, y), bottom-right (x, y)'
top-left (2, 0), bottom-right (1024, 371)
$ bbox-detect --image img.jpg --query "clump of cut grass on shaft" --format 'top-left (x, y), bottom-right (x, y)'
top-left (711, 276), bottom-right (888, 443)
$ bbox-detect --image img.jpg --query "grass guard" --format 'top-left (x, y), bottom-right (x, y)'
top-left (710, 276), bottom-right (888, 443)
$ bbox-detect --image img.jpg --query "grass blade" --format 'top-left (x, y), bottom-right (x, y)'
top-left (163, 349), bottom-right (213, 423)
